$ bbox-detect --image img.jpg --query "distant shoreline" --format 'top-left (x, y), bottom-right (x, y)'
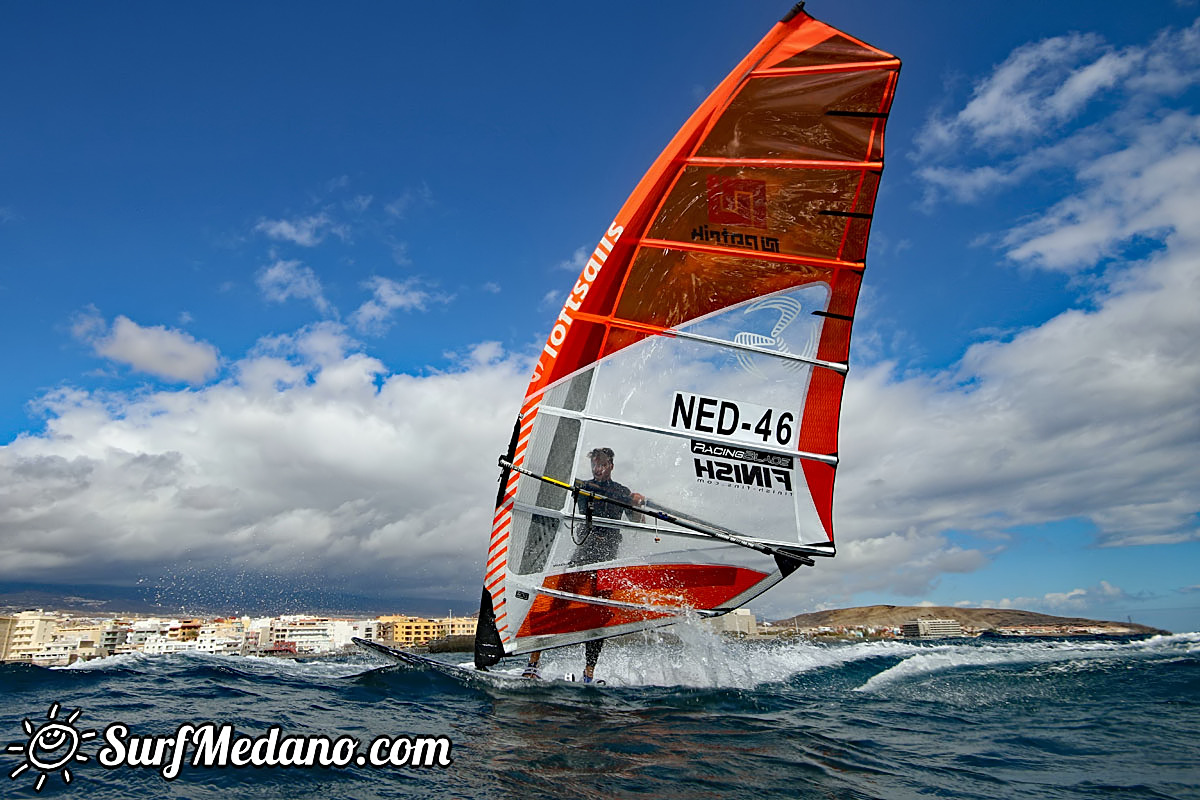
top-left (772, 604), bottom-right (1169, 637)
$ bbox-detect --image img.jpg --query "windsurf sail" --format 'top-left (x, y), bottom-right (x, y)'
top-left (475, 3), bottom-right (899, 667)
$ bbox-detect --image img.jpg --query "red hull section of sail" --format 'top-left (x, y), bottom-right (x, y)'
top-left (516, 564), bottom-right (770, 638)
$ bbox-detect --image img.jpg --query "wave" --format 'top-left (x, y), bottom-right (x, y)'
top-left (856, 631), bottom-right (1200, 693)
top-left (54, 649), bottom-right (377, 682)
top-left (23, 630), bottom-right (1197, 697)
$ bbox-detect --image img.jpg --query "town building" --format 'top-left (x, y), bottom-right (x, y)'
top-left (264, 616), bottom-right (380, 654)
top-left (377, 615), bottom-right (478, 646)
top-left (0, 615), bottom-right (15, 660)
top-left (703, 608), bottom-right (757, 636)
top-left (901, 618), bottom-right (964, 638)
top-left (5, 610), bottom-right (62, 662)
top-left (0, 609), bottom-right (485, 663)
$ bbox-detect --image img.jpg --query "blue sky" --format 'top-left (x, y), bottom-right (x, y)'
top-left (2, 2), bottom-right (1198, 631)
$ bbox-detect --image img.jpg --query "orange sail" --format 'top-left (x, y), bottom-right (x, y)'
top-left (476, 4), bottom-right (899, 665)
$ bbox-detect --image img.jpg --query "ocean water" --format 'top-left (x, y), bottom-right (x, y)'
top-left (2, 627), bottom-right (1197, 799)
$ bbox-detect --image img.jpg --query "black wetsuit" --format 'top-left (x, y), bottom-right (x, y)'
top-left (568, 478), bottom-right (635, 566)
top-left (569, 477), bottom-right (638, 672)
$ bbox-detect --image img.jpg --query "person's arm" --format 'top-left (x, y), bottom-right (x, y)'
top-left (628, 491), bottom-right (645, 524)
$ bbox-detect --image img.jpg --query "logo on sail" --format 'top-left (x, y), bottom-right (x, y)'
top-left (732, 295), bottom-right (817, 377)
top-left (706, 177), bottom-right (767, 227)
top-left (690, 441), bottom-right (793, 495)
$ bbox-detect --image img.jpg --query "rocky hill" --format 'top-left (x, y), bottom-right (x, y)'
top-left (773, 605), bottom-right (1166, 635)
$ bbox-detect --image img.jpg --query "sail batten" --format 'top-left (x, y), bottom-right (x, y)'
top-left (533, 317), bottom-right (850, 374)
top-left (687, 156), bottom-right (885, 169)
top-left (475, 8), bottom-right (898, 666)
top-left (755, 59), bottom-right (902, 77)
top-left (508, 501), bottom-right (816, 551)
top-left (534, 586), bottom-right (722, 617)
top-left (638, 239), bottom-right (866, 270)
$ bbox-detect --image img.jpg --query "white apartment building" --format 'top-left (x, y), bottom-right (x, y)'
top-left (901, 618), bottom-right (964, 638)
top-left (266, 616), bottom-right (380, 654)
top-left (704, 608), bottom-right (758, 636)
top-left (117, 619), bottom-right (174, 654)
top-left (30, 638), bottom-right (102, 667)
top-left (53, 622), bottom-right (127, 658)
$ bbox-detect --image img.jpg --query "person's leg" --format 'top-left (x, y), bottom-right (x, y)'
top-left (523, 650), bottom-right (541, 678)
top-left (583, 639), bottom-right (604, 681)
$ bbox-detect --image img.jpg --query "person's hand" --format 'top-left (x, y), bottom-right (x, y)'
top-left (632, 492), bottom-right (646, 506)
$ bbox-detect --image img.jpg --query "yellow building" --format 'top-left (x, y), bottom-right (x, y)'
top-left (7, 610), bottom-right (62, 662)
top-left (0, 616), bottom-right (15, 660)
top-left (376, 615), bottom-right (478, 646)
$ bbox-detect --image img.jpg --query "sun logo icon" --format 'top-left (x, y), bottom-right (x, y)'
top-left (5, 702), bottom-right (96, 792)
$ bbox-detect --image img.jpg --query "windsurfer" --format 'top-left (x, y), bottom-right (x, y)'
top-left (523, 446), bottom-right (645, 683)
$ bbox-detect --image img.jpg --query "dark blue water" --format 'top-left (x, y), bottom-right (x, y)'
top-left (3, 628), bottom-right (1197, 799)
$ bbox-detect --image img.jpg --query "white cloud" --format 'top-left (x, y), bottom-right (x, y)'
top-left (915, 18), bottom-right (1200, 209)
top-left (346, 195), bottom-right (373, 213)
top-left (350, 276), bottom-right (449, 334)
top-left (988, 580), bottom-right (1140, 616)
top-left (257, 259), bottom-right (333, 315)
top-left (953, 32), bottom-right (1110, 143)
top-left (828, 228), bottom-right (1200, 555)
top-left (390, 242), bottom-right (411, 266)
top-left (1126, 18), bottom-right (1200, 94)
top-left (255, 213), bottom-right (346, 247)
top-left (764, 63), bottom-right (1200, 615)
top-left (72, 312), bottom-right (220, 384)
top-left (0, 326), bottom-right (530, 601)
top-left (1004, 111), bottom-right (1200, 270)
top-left (558, 246), bottom-right (589, 272)
top-left (384, 185), bottom-right (433, 220)
top-left (915, 126), bottom-right (1115, 205)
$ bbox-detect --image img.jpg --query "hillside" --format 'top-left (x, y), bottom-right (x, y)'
top-left (774, 605), bottom-right (1166, 635)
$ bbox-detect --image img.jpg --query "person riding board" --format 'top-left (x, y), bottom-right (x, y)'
top-left (523, 446), bottom-right (645, 683)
